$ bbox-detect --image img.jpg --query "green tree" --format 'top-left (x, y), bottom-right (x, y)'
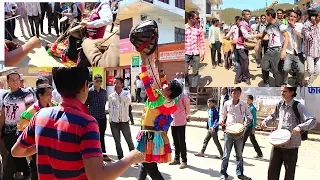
top-left (220, 3), bottom-right (295, 24)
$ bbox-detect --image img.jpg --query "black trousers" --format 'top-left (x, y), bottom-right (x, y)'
top-left (171, 126), bottom-right (187, 162)
top-left (129, 105), bottom-right (134, 124)
top-left (97, 117), bottom-right (107, 155)
top-left (211, 41), bottom-right (222, 65)
top-left (30, 154), bottom-right (38, 180)
top-left (40, 7), bottom-right (47, 32)
top-left (138, 162), bottom-right (164, 180)
top-left (136, 88), bottom-right (142, 102)
top-left (47, 14), bottom-right (59, 35)
top-left (28, 16), bottom-right (40, 37)
top-left (67, 35), bottom-right (81, 60)
top-left (235, 49), bottom-right (250, 82)
top-left (5, 19), bottom-right (13, 40)
top-left (110, 122), bottom-right (135, 159)
top-left (3, 133), bottom-right (30, 180)
top-left (268, 147), bottom-right (298, 180)
top-left (242, 126), bottom-right (263, 156)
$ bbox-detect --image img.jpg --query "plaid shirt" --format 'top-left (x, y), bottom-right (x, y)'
top-left (185, 23), bottom-right (206, 56)
top-left (303, 20), bottom-right (320, 58)
top-left (86, 87), bottom-right (107, 119)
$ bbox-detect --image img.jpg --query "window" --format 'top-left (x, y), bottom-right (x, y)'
top-left (143, 0), bottom-right (153, 3)
top-left (206, 2), bottom-right (211, 15)
top-left (175, 0), bottom-right (184, 10)
top-left (175, 27), bottom-right (184, 43)
top-left (159, 0), bottom-right (169, 4)
top-left (120, 18), bottom-right (133, 39)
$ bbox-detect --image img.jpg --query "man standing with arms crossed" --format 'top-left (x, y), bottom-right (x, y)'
top-left (185, 11), bottom-right (206, 87)
top-left (219, 87), bottom-right (252, 180)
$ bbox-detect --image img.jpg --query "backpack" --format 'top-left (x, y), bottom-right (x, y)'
top-left (277, 100), bottom-right (308, 141)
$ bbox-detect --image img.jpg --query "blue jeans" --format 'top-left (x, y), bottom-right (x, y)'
top-left (220, 134), bottom-right (244, 177)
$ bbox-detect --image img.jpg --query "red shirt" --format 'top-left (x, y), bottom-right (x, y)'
top-left (18, 98), bottom-right (102, 180)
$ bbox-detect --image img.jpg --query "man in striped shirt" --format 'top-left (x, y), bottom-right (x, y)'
top-left (11, 67), bottom-right (145, 180)
top-left (185, 11), bottom-right (206, 87)
top-left (302, 9), bottom-right (320, 85)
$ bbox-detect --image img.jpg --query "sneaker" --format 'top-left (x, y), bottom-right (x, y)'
top-left (180, 162), bottom-right (187, 169)
top-left (237, 175), bottom-right (252, 180)
top-left (264, 83), bottom-right (270, 87)
top-left (194, 153), bottom-right (204, 157)
top-left (220, 175), bottom-right (227, 180)
top-left (169, 160), bottom-right (180, 165)
top-left (254, 155), bottom-right (263, 159)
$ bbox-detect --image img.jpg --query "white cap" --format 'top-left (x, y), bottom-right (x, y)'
top-left (19, 74), bottom-right (24, 80)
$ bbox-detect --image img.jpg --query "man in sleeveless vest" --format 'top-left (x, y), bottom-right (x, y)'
top-left (235, 9), bottom-right (260, 85)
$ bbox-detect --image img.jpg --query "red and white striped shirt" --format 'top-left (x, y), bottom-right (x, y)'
top-left (185, 23), bottom-right (206, 56)
top-left (303, 20), bottom-right (320, 58)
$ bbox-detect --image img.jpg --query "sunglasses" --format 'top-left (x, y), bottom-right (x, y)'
top-left (195, 18), bottom-right (200, 20)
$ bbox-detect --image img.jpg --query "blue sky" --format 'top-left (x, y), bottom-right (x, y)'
top-left (221, 0), bottom-right (294, 10)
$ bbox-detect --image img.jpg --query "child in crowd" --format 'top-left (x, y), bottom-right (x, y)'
top-left (194, 98), bottom-right (223, 159)
top-left (222, 28), bottom-right (233, 70)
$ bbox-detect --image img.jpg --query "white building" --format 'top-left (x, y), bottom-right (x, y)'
top-left (185, 0), bottom-right (223, 30)
top-left (119, 0), bottom-right (185, 44)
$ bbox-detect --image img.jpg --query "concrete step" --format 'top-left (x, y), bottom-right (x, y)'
top-left (131, 103), bottom-right (145, 111)
top-left (132, 110), bottom-right (143, 117)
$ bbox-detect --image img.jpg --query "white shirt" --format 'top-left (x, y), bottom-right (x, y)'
top-left (52, 89), bottom-right (62, 104)
top-left (0, 89), bottom-right (8, 112)
top-left (25, 2), bottom-right (41, 17)
top-left (219, 99), bottom-right (252, 126)
top-left (219, 93), bottom-right (230, 115)
top-left (87, 3), bottom-right (113, 28)
top-left (124, 79), bottom-right (129, 88)
top-left (136, 79), bottom-right (143, 88)
top-left (251, 24), bottom-right (257, 32)
top-left (111, 5), bottom-right (118, 15)
top-left (51, 2), bottom-right (55, 13)
top-left (286, 23), bottom-right (303, 54)
top-left (108, 90), bottom-right (131, 123)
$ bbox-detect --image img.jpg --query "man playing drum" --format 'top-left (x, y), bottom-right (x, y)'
top-left (261, 86), bottom-right (317, 180)
top-left (219, 87), bottom-right (252, 180)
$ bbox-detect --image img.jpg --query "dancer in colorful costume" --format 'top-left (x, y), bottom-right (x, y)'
top-left (130, 19), bottom-right (183, 179)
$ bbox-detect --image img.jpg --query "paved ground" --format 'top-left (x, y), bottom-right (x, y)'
top-left (7, 17), bottom-right (119, 67)
top-left (105, 122), bottom-right (320, 180)
top-left (190, 39), bottom-right (320, 87)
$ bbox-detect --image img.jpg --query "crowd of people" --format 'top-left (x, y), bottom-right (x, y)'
top-left (185, 5), bottom-right (320, 87)
top-left (0, 70), bottom-right (316, 180)
top-left (4, 1), bottom-right (120, 67)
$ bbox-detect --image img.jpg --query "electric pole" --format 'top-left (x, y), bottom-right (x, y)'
top-left (266, 0), bottom-right (268, 8)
